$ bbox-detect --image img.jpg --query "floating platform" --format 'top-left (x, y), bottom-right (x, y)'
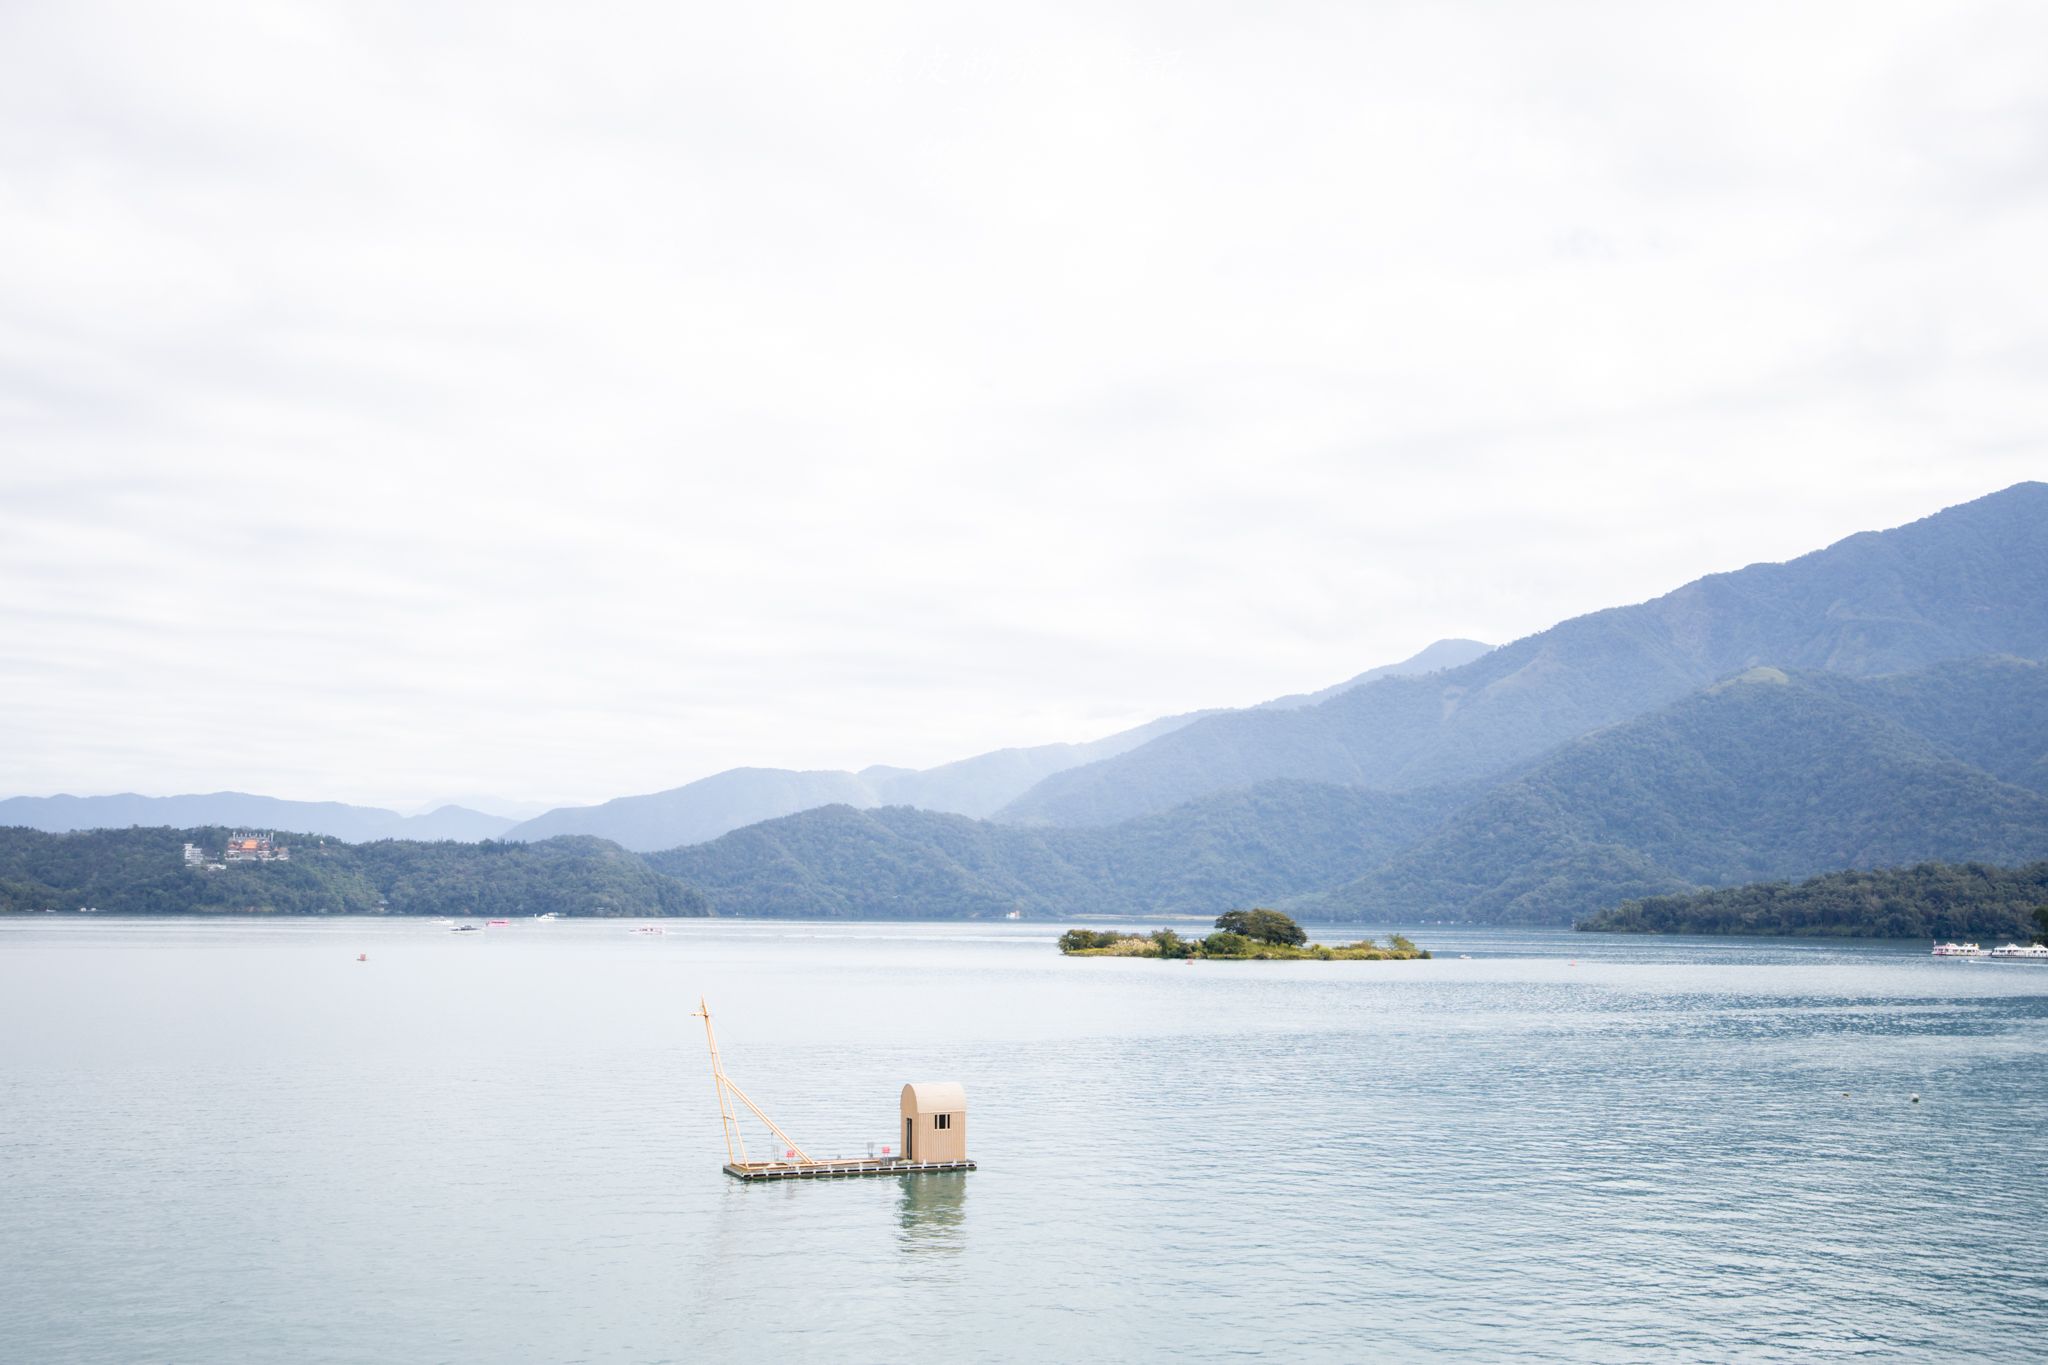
top-left (724, 1158), bottom-right (976, 1182)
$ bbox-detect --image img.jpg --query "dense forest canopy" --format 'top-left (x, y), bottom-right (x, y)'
top-left (0, 826), bottom-right (707, 917)
top-left (1576, 861), bottom-right (2048, 939)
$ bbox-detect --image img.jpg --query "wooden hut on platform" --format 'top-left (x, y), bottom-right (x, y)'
top-left (900, 1081), bottom-right (968, 1163)
top-left (692, 999), bottom-right (975, 1181)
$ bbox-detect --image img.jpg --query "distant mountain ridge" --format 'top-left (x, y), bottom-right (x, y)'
top-left (638, 486), bottom-right (2048, 925)
top-left (995, 483), bottom-right (2048, 826)
top-left (0, 792), bottom-right (517, 843)
top-left (1251, 638), bottom-right (1493, 710)
top-left (653, 656), bottom-right (2048, 924)
top-left (505, 639), bottom-right (1492, 851)
top-left (1301, 660), bottom-right (2048, 923)
top-left (2, 641), bottom-right (1491, 851)
top-left (16, 486), bottom-right (2048, 929)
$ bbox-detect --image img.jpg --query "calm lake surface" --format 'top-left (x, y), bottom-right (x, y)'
top-left (3, 918), bottom-right (2045, 1362)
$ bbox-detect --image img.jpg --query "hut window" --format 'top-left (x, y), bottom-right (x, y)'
top-left (934, 1113), bottom-right (953, 1130)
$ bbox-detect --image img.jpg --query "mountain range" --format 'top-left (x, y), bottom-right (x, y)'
top-left (653, 483), bottom-right (2048, 924)
top-left (10, 483), bottom-right (2048, 930)
top-left (651, 657), bottom-right (2048, 924)
top-left (1305, 659), bottom-right (2048, 922)
top-left (497, 637), bottom-right (1491, 850)
top-left (0, 639), bottom-right (1490, 852)
top-left (0, 793), bottom-right (521, 843)
top-left (994, 482), bottom-right (2048, 827)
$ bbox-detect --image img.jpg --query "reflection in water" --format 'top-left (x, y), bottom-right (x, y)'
top-left (897, 1172), bottom-right (968, 1252)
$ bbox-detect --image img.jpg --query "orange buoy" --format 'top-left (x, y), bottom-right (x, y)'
top-left (356, 953), bottom-right (367, 962)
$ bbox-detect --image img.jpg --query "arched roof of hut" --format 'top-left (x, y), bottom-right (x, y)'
top-left (900, 1081), bottom-right (967, 1114)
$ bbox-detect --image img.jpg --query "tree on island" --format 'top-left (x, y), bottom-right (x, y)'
top-left (2034, 904), bottom-right (2048, 946)
top-left (1214, 908), bottom-right (1307, 946)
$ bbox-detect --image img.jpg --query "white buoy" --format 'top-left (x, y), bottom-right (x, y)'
top-left (1909, 1093), bottom-right (1921, 1103)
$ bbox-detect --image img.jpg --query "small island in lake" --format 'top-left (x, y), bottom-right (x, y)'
top-left (1060, 909), bottom-right (1429, 960)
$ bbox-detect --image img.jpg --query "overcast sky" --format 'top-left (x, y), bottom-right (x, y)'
top-left (2, 1), bottom-right (2044, 811)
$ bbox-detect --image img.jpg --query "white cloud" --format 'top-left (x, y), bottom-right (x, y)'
top-left (1, 0), bottom-right (2043, 806)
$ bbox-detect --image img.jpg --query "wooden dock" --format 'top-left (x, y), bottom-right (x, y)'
top-left (724, 1158), bottom-right (976, 1182)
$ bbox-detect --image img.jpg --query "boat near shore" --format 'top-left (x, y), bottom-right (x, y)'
top-left (1988, 942), bottom-right (2048, 960)
top-left (1931, 942), bottom-right (1984, 957)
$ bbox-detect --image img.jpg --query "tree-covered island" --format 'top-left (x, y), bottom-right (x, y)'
top-left (1059, 908), bottom-right (1429, 960)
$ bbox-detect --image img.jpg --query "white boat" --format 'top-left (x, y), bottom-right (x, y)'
top-left (534, 912), bottom-right (559, 921)
top-left (1989, 942), bottom-right (2048, 959)
top-left (629, 925), bottom-right (665, 935)
top-left (1931, 941), bottom-right (1984, 957)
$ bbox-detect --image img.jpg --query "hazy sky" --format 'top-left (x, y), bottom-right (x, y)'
top-left (2, 2), bottom-right (2044, 810)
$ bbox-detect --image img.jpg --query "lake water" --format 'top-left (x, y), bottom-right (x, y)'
top-left (2, 918), bottom-right (2044, 1362)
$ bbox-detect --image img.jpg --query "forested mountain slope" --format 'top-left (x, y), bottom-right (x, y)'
top-left (999, 482), bottom-right (2048, 827)
top-left (1795, 655), bottom-right (2048, 795)
top-left (643, 648), bottom-right (2048, 925)
top-left (0, 827), bottom-right (706, 917)
top-left (1305, 668), bottom-right (2048, 924)
top-left (646, 780), bottom-right (1471, 918)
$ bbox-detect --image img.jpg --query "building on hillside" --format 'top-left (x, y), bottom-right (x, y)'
top-left (183, 843), bottom-right (204, 868)
top-left (222, 833), bottom-right (290, 863)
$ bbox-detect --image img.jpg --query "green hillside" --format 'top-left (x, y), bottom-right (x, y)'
top-left (1307, 669), bottom-right (2048, 924)
top-left (0, 827), bottom-right (707, 917)
top-left (647, 651), bottom-right (2048, 925)
top-left (647, 780), bottom-right (1468, 918)
top-left (1795, 655), bottom-right (2048, 794)
top-left (1577, 862), bottom-right (2048, 940)
top-left (1000, 482), bottom-right (2048, 826)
